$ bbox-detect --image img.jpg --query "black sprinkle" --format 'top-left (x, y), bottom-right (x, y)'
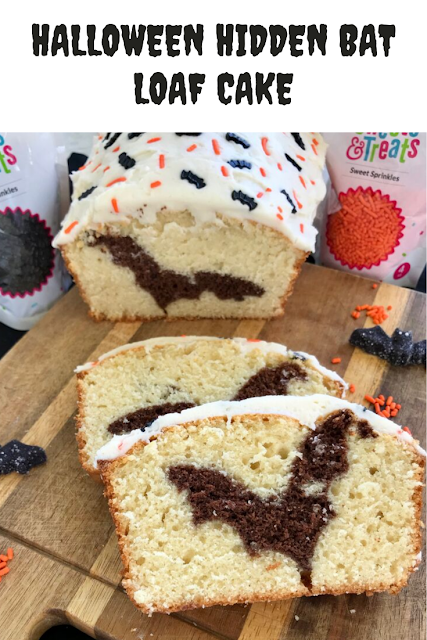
top-left (0, 440), bottom-right (47, 475)
top-left (78, 186), bottom-right (97, 201)
top-left (128, 133), bottom-right (144, 139)
top-left (349, 326), bottom-right (426, 367)
top-left (281, 189), bottom-right (297, 214)
top-left (231, 190), bottom-right (258, 211)
top-left (119, 152), bottom-right (136, 170)
top-left (228, 159), bottom-right (252, 170)
top-left (291, 352), bottom-right (307, 361)
top-left (226, 133), bottom-right (250, 149)
top-left (291, 133), bottom-right (305, 150)
top-left (104, 133), bottom-right (122, 149)
top-left (181, 170), bottom-right (206, 189)
top-left (176, 133), bottom-right (202, 136)
top-left (103, 133), bottom-right (111, 141)
top-left (285, 153), bottom-right (302, 172)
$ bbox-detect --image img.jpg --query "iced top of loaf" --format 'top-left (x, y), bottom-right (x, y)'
top-left (53, 133), bottom-right (327, 251)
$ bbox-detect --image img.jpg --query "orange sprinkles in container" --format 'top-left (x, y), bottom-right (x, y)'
top-left (326, 187), bottom-right (405, 270)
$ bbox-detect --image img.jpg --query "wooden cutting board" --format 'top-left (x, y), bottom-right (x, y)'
top-left (0, 263), bottom-right (425, 640)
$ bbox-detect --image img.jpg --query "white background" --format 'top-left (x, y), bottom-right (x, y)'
top-left (2, 0), bottom-right (426, 130)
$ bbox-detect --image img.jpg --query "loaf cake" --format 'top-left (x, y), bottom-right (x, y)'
top-left (98, 395), bottom-right (425, 615)
top-left (53, 133), bottom-right (326, 321)
top-left (76, 336), bottom-right (346, 478)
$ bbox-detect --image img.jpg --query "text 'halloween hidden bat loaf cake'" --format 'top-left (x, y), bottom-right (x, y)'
top-left (53, 133), bottom-right (327, 321)
top-left (97, 395), bottom-right (425, 615)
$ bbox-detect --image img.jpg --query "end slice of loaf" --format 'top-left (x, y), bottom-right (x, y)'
top-left (76, 336), bottom-right (346, 478)
top-left (53, 133), bottom-right (327, 322)
top-left (99, 395), bottom-right (425, 615)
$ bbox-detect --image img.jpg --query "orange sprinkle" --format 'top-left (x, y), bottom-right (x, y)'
top-left (92, 163), bottom-right (101, 173)
top-left (147, 137), bottom-right (161, 144)
top-left (390, 402), bottom-right (396, 410)
top-left (64, 221), bottom-right (79, 235)
top-left (260, 167), bottom-right (267, 177)
top-left (277, 163), bottom-right (283, 171)
top-left (372, 283), bottom-right (378, 289)
top-left (293, 191), bottom-right (303, 209)
top-left (311, 143), bottom-right (318, 155)
top-left (300, 223), bottom-right (304, 233)
top-left (277, 206), bottom-right (283, 213)
top-left (396, 404), bottom-right (402, 410)
top-left (365, 395), bottom-right (376, 404)
top-left (386, 396), bottom-right (393, 406)
top-left (0, 562), bottom-right (6, 569)
top-left (103, 166), bottom-right (110, 173)
top-left (257, 192), bottom-right (264, 198)
top-left (187, 144), bottom-right (197, 152)
top-left (261, 137), bottom-right (271, 155)
top-left (6, 548), bottom-right (13, 560)
top-left (374, 402), bottom-right (381, 414)
top-left (351, 303), bottom-right (388, 325)
top-left (106, 177), bottom-right (127, 188)
top-left (78, 163), bottom-right (88, 171)
top-left (266, 187), bottom-right (272, 193)
top-left (151, 181), bottom-right (161, 188)
top-left (159, 154), bottom-right (165, 169)
top-left (98, 135), bottom-right (103, 140)
top-left (326, 187), bottom-right (404, 270)
top-left (112, 146), bottom-right (120, 153)
top-left (212, 139), bottom-right (221, 155)
top-left (387, 305), bottom-right (392, 311)
top-left (296, 155), bottom-right (306, 162)
top-left (313, 138), bottom-right (319, 146)
top-left (111, 198), bottom-right (119, 213)
top-left (0, 567), bottom-right (10, 577)
top-left (390, 409), bottom-right (398, 417)
top-left (310, 180), bottom-right (316, 185)
top-left (221, 165), bottom-right (229, 177)
top-left (403, 426), bottom-right (412, 435)
top-left (349, 384), bottom-right (356, 393)
top-left (331, 357), bottom-right (341, 364)
top-left (277, 213), bottom-right (284, 221)
top-left (351, 311), bottom-right (360, 319)
top-left (0, 555), bottom-right (8, 562)
top-left (266, 562), bottom-right (281, 571)
top-left (299, 176), bottom-right (306, 189)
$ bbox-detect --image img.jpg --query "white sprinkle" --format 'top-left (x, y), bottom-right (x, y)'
top-left (350, 609), bottom-right (356, 614)
top-left (295, 615), bottom-right (300, 621)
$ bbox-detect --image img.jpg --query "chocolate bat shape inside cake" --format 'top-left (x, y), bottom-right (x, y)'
top-left (168, 409), bottom-right (377, 586)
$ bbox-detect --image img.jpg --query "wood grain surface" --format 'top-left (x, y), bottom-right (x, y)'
top-left (0, 263), bottom-right (424, 640)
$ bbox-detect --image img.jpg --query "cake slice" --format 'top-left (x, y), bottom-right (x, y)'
top-left (53, 133), bottom-right (326, 321)
top-left (76, 336), bottom-right (346, 478)
top-left (98, 395), bottom-right (425, 615)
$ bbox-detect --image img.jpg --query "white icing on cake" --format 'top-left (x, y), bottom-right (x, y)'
top-left (75, 335), bottom-right (346, 387)
top-left (53, 133), bottom-right (326, 252)
top-left (95, 394), bottom-right (426, 466)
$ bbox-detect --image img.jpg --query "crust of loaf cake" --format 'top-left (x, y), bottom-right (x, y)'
top-left (99, 421), bottom-right (425, 615)
top-left (75, 341), bottom-right (346, 479)
top-left (60, 216), bottom-right (309, 323)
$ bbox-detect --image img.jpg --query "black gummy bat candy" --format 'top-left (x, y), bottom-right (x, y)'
top-left (349, 326), bottom-right (426, 367)
top-left (0, 440), bottom-right (47, 475)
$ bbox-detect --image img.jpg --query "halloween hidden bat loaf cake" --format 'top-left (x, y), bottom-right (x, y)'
top-left (53, 133), bottom-right (326, 321)
top-left (98, 395), bottom-right (425, 615)
top-left (75, 336), bottom-right (346, 479)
